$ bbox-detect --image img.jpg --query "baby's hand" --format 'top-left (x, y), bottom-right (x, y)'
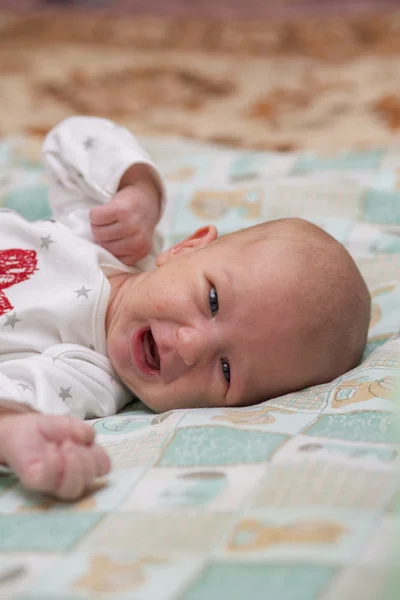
top-left (90, 164), bottom-right (161, 266)
top-left (0, 413), bottom-right (110, 501)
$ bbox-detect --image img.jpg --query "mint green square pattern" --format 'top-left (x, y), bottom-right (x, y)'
top-left (364, 189), bottom-right (400, 225)
top-left (229, 152), bottom-right (266, 179)
top-left (0, 476), bottom-right (14, 495)
top-left (292, 149), bottom-right (385, 174)
top-left (0, 514), bottom-right (101, 551)
top-left (306, 412), bottom-right (396, 444)
top-left (180, 563), bottom-right (336, 600)
top-left (362, 338), bottom-right (391, 359)
top-left (5, 187), bottom-right (51, 222)
top-left (158, 427), bottom-right (287, 467)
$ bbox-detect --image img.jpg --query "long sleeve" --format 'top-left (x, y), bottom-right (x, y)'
top-left (42, 116), bottom-right (166, 240)
top-left (0, 345), bottom-right (131, 420)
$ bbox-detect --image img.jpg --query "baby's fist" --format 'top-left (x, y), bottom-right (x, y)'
top-left (90, 165), bottom-right (161, 266)
top-left (0, 413), bottom-right (110, 501)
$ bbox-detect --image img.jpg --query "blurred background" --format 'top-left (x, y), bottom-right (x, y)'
top-left (0, 0), bottom-right (400, 156)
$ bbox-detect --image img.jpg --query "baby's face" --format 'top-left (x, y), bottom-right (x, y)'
top-left (106, 229), bottom-right (305, 411)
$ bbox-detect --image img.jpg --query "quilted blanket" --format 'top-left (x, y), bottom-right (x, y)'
top-left (0, 136), bottom-right (399, 599)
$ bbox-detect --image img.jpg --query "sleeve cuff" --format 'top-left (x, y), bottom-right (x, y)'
top-left (103, 152), bottom-right (167, 216)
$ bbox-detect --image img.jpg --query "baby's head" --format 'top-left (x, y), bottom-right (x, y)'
top-left (106, 218), bottom-right (370, 412)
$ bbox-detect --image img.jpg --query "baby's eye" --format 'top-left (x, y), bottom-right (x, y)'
top-left (209, 286), bottom-right (219, 317)
top-left (221, 358), bottom-right (230, 384)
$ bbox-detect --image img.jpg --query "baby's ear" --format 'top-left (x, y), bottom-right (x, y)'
top-left (156, 226), bottom-right (218, 267)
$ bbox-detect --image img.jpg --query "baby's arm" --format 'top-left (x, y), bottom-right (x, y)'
top-left (42, 116), bottom-right (166, 263)
top-left (90, 162), bottom-right (162, 265)
top-left (0, 349), bottom-right (130, 499)
top-left (0, 411), bottom-right (110, 500)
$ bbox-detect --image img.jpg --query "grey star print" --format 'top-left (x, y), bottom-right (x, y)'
top-left (83, 137), bottom-right (95, 150)
top-left (40, 235), bottom-right (55, 250)
top-left (17, 383), bottom-right (31, 392)
top-left (4, 313), bottom-right (21, 329)
top-left (75, 286), bottom-right (91, 299)
top-left (59, 386), bottom-right (72, 401)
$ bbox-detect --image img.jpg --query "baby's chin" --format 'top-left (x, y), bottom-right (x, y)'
top-left (130, 388), bottom-right (205, 413)
top-left (135, 392), bottom-right (182, 413)
top-left (112, 372), bottom-right (164, 413)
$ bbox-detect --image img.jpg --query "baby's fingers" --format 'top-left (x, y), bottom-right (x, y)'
top-left (55, 441), bottom-right (85, 500)
top-left (103, 236), bottom-right (151, 263)
top-left (90, 203), bottom-right (118, 227)
top-left (38, 415), bottom-right (95, 447)
top-left (55, 442), bottom-right (111, 501)
top-left (91, 221), bottom-right (122, 244)
top-left (18, 442), bottom-right (63, 495)
top-left (92, 444), bottom-right (111, 481)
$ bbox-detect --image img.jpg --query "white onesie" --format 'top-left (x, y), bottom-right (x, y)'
top-left (0, 116), bottom-right (166, 420)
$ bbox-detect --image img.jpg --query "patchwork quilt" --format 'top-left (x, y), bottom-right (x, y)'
top-left (0, 136), bottom-right (399, 600)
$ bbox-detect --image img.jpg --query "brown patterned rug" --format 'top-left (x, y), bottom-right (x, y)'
top-left (1, 8), bottom-right (400, 154)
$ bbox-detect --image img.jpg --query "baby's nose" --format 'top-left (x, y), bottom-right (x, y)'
top-left (176, 326), bottom-right (209, 367)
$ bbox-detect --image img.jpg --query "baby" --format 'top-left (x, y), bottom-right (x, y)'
top-left (0, 117), bottom-right (370, 500)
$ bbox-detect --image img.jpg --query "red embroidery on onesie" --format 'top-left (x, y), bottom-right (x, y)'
top-left (0, 249), bottom-right (38, 316)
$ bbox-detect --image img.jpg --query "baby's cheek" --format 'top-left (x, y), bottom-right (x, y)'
top-left (107, 333), bottom-right (129, 376)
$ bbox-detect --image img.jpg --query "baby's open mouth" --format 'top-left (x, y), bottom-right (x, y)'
top-left (143, 329), bottom-right (160, 371)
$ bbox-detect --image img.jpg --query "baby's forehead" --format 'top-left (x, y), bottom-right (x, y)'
top-left (214, 239), bottom-right (294, 298)
top-left (213, 228), bottom-right (265, 256)
top-left (216, 227), bottom-right (300, 266)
